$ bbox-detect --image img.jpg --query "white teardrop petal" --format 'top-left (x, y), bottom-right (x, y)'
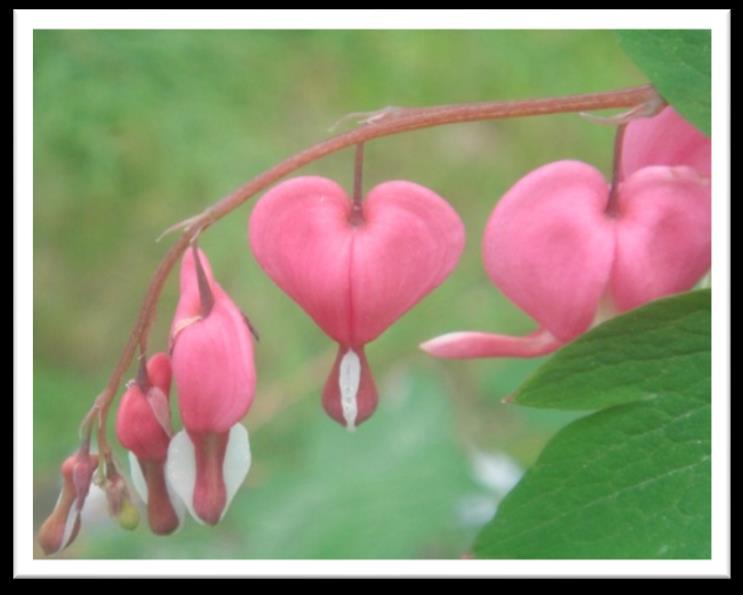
top-left (60, 507), bottom-right (79, 550)
top-left (165, 430), bottom-right (202, 524)
top-left (164, 471), bottom-right (187, 527)
top-left (219, 423), bottom-right (252, 522)
top-left (339, 349), bottom-right (361, 431)
top-left (77, 483), bottom-right (109, 530)
top-left (128, 451), bottom-right (148, 504)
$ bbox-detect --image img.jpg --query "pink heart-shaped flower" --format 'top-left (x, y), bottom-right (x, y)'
top-left (421, 160), bottom-right (710, 359)
top-left (249, 176), bottom-right (465, 428)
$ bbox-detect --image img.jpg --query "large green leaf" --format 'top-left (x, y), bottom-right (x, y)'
top-left (617, 30), bottom-right (711, 135)
top-left (514, 290), bottom-right (710, 411)
top-left (474, 394), bottom-right (710, 558)
top-left (474, 291), bottom-right (711, 559)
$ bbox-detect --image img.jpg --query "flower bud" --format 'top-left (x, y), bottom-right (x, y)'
top-left (38, 450), bottom-right (99, 555)
top-left (102, 462), bottom-right (140, 531)
top-left (116, 352), bottom-right (183, 534)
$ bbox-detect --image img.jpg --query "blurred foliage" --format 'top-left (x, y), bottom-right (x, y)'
top-left (34, 30), bottom-right (643, 558)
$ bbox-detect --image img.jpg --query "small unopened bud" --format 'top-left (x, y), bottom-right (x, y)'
top-left (38, 450), bottom-right (99, 556)
top-left (116, 498), bottom-right (141, 531)
top-left (103, 462), bottom-right (139, 531)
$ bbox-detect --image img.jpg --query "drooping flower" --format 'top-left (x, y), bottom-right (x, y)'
top-left (421, 108), bottom-right (710, 359)
top-left (249, 176), bottom-right (465, 429)
top-left (38, 449), bottom-right (99, 555)
top-left (115, 352), bottom-right (183, 535)
top-left (166, 246), bottom-right (255, 525)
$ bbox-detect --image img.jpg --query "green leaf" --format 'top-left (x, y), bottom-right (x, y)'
top-left (514, 290), bottom-right (710, 411)
top-left (474, 395), bottom-right (710, 558)
top-left (617, 30), bottom-right (710, 135)
top-left (474, 290), bottom-right (711, 559)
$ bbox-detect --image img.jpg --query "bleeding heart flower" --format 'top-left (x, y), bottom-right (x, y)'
top-left (116, 352), bottom-right (184, 535)
top-left (38, 449), bottom-right (99, 555)
top-left (421, 107), bottom-right (710, 360)
top-left (421, 111), bottom-right (710, 359)
top-left (249, 176), bottom-right (465, 429)
top-left (166, 247), bottom-right (255, 525)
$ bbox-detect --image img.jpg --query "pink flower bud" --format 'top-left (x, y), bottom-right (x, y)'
top-left (166, 247), bottom-right (255, 525)
top-left (116, 353), bottom-right (182, 535)
top-left (38, 451), bottom-right (99, 555)
top-left (116, 353), bottom-right (172, 460)
top-left (422, 110), bottom-right (710, 360)
top-left (249, 176), bottom-right (465, 428)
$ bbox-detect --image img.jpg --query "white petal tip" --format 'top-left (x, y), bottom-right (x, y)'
top-left (128, 452), bottom-right (148, 504)
top-left (339, 349), bottom-right (361, 430)
top-left (165, 425), bottom-right (251, 525)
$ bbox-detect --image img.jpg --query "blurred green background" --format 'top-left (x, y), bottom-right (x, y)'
top-left (33, 30), bottom-right (644, 559)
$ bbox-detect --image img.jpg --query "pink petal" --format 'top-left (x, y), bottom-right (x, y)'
top-left (248, 177), bottom-right (353, 343)
top-left (621, 106), bottom-right (711, 178)
top-left (420, 328), bottom-right (563, 359)
top-left (131, 455), bottom-right (183, 535)
top-left (350, 181), bottom-right (466, 343)
top-left (610, 165), bottom-right (711, 311)
top-left (116, 382), bottom-right (171, 461)
top-left (172, 293), bottom-right (256, 434)
top-left (146, 352), bottom-right (172, 395)
top-left (248, 176), bottom-right (465, 345)
top-left (170, 247), bottom-right (217, 341)
top-left (483, 160), bottom-right (615, 342)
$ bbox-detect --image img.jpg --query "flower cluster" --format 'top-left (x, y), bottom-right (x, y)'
top-left (38, 106), bottom-right (711, 554)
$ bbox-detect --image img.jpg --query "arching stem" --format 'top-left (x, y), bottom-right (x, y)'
top-left (77, 84), bottom-right (663, 457)
top-left (349, 143), bottom-right (366, 225)
top-left (606, 123), bottom-right (628, 217)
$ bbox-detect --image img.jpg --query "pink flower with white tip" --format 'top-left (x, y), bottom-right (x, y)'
top-left (249, 177), bottom-right (465, 429)
top-left (116, 352), bottom-right (184, 535)
top-left (421, 107), bottom-right (711, 359)
top-left (167, 246), bottom-right (256, 525)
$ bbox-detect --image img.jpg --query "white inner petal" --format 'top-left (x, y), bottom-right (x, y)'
top-left (220, 424), bottom-right (252, 522)
top-left (128, 452), bottom-right (148, 504)
top-left (165, 470), bottom-right (187, 528)
top-left (165, 430), bottom-right (201, 524)
top-left (164, 426), bottom-right (251, 524)
top-left (338, 349), bottom-right (361, 431)
top-left (61, 507), bottom-right (79, 551)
